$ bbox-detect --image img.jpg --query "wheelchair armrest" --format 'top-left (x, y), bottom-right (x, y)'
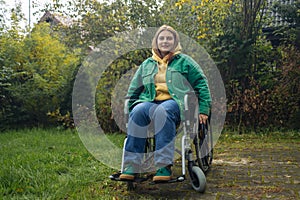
top-left (184, 91), bottom-right (211, 128)
top-left (184, 92), bottom-right (199, 116)
top-left (184, 91), bottom-right (199, 110)
top-left (183, 92), bottom-right (198, 129)
top-left (124, 98), bottom-right (130, 115)
top-left (124, 97), bottom-right (130, 127)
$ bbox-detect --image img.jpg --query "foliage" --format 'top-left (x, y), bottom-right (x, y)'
top-left (32, 0), bottom-right (163, 132)
top-left (0, 22), bottom-right (79, 129)
top-left (0, 0), bottom-right (299, 131)
top-left (47, 109), bottom-right (74, 129)
top-left (227, 76), bottom-right (295, 132)
top-left (48, 0), bottom-right (161, 132)
top-left (0, 0), bottom-right (8, 32)
top-left (175, 0), bottom-right (299, 131)
top-left (0, 16), bottom-right (27, 129)
top-left (272, 1), bottom-right (300, 48)
top-left (275, 45), bottom-right (300, 129)
top-left (95, 49), bottom-right (151, 133)
top-left (0, 66), bottom-right (13, 128)
top-left (21, 23), bottom-right (79, 121)
top-left (173, 0), bottom-right (233, 40)
top-left (37, 0), bottom-right (163, 50)
top-left (226, 42), bottom-right (299, 131)
top-left (164, 0), bottom-right (270, 82)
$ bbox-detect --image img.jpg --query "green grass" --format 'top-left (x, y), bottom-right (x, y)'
top-left (0, 128), bottom-right (126, 199)
top-left (218, 130), bottom-right (300, 147)
top-left (0, 128), bottom-right (299, 199)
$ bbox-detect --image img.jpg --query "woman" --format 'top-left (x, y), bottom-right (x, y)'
top-left (120, 25), bottom-right (211, 182)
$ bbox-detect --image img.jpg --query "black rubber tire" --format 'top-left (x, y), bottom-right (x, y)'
top-left (190, 166), bottom-right (206, 193)
top-left (195, 122), bottom-right (213, 174)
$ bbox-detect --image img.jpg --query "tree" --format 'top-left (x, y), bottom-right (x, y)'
top-left (270, 1), bottom-right (300, 129)
top-left (0, 22), bottom-right (79, 129)
top-left (166, 0), bottom-right (298, 131)
top-left (170, 0), bottom-right (233, 40)
top-left (34, 0), bottom-right (163, 51)
top-left (0, 5), bottom-right (27, 129)
top-left (0, 0), bottom-right (8, 33)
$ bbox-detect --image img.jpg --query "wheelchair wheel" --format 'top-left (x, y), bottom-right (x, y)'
top-left (189, 166), bottom-right (206, 193)
top-left (194, 122), bottom-right (213, 174)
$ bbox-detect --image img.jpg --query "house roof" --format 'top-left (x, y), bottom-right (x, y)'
top-left (38, 11), bottom-right (73, 27)
top-left (264, 0), bottom-right (296, 28)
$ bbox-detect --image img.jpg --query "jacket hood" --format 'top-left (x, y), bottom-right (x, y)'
top-left (152, 44), bottom-right (182, 65)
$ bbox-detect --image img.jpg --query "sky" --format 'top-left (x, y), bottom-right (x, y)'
top-left (4, 0), bottom-right (110, 29)
top-left (4, 0), bottom-right (53, 28)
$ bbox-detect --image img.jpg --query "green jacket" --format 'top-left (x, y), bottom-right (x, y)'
top-left (127, 53), bottom-right (211, 119)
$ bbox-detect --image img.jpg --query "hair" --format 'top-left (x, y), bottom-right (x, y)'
top-left (152, 25), bottom-right (180, 58)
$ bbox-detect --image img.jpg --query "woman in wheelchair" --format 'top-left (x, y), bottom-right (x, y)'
top-left (119, 25), bottom-right (211, 182)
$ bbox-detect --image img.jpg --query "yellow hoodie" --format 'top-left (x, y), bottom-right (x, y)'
top-left (152, 44), bottom-right (182, 101)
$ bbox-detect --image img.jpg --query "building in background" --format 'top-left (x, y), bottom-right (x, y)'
top-left (39, 11), bottom-right (73, 27)
top-left (263, 0), bottom-right (297, 46)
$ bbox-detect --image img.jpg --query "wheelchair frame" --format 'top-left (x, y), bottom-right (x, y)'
top-left (109, 92), bottom-right (213, 193)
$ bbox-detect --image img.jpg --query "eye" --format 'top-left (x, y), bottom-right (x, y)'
top-left (158, 36), bottom-right (165, 41)
top-left (166, 36), bottom-right (173, 40)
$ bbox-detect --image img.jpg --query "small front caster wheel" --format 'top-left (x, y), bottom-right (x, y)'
top-left (190, 166), bottom-right (206, 193)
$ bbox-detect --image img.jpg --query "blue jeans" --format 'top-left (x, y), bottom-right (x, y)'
top-left (123, 99), bottom-right (180, 172)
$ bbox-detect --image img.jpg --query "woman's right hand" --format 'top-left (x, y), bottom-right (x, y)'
top-left (199, 114), bottom-right (208, 124)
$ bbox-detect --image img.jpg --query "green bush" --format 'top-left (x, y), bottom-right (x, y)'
top-left (95, 49), bottom-right (151, 133)
top-left (0, 23), bottom-right (79, 129)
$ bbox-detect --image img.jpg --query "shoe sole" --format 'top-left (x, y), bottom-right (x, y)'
top-left (119, 174), bottom-right (135, 181)
top-left (153, 176), bottom-right (171, 182)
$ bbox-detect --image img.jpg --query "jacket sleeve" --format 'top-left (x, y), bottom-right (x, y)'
top-left (188, 63), bottom-right (212, 116)
top-left (126, 65), bottom-right (144, 111)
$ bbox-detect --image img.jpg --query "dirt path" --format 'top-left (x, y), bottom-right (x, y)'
top-left (121, 136), bottom-right (300, 199)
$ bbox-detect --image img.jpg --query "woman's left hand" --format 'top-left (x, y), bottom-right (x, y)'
top-left (199, 114), bottom-right (208, 124)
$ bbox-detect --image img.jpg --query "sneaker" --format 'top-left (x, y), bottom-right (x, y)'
top-left (119, 166), bottom-right (135, 181)
top-left (153, 167), bottom-right (172, 182)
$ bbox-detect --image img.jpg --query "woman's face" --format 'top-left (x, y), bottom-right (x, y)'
top-left (157, 30), bottom-right (175, 57)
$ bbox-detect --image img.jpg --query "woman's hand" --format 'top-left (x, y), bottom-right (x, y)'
top-left (199, 114), bottom-right (208, 124)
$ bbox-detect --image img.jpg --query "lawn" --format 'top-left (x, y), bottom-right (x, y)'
top-left (0, 128), bottom-right (299, 199)
top-left (0, 128), bottom-right (126, 199)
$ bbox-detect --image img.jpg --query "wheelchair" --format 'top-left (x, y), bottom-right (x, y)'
top-left (109, 92), bottom-right (213, 193)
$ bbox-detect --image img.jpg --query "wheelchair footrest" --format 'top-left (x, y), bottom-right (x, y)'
top-left (109, 172), bottom-right (149, 183)
top-left (149, 176), bottom-right (185, 185)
